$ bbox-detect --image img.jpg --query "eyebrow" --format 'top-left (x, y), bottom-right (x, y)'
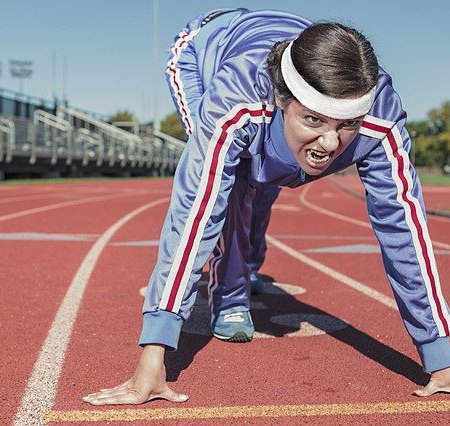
top-left (302, 107), bottom-right (328, 120)
top-left (297, 102), bottom-right (331, 120)
top-left (298, 104), bottom-right (335, 122)
top-left (299, 104), bottom-right (364, 122)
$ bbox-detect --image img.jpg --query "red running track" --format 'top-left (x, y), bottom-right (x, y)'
top-left (1, 176), bottom-right (450, 425)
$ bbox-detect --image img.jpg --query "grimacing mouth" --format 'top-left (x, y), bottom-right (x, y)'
top-left (305, 148), bottom-right (334, 165)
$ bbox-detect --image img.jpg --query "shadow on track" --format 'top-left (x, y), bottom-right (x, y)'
top-left (165, 273), bottom-right (428, 386)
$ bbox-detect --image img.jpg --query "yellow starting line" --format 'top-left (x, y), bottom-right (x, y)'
top-left (45, 400), bottom-right (450, 422)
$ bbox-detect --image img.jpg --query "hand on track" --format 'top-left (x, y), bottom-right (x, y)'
top-left (414, 366), bottom-right (450, 397)
top-left (82, 344), bottom-right (189, 405)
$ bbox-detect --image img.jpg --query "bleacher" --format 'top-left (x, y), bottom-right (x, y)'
top-left (0, 88), bottom-right (185, 179)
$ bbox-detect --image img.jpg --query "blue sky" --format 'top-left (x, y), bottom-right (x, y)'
top-left (1, 1), bottom-right (449, 123)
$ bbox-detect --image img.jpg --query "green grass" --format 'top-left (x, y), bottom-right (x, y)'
top-left (418, 173), bottom-right (450, 186)
top-left (1, 171), bottom-right (449, 187)
top-left (0, 177), bottom-right (108, 185)
top-left (0, 175), bottom-right (167, 186)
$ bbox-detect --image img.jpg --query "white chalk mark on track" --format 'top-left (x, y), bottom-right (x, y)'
top-left (265, 234), bottom-right (398, 310)
top-left (0, 232), bottom-right (95, 241)
top-left (13, 197), bottom-right (169, 426)
top-left (0, 190), bottom-right (58, 204)
top-left (299, 183), bottom-right (450, 250)
top-left (299, 184), bottom-right (372, 229)
top-left (0, 190), bottom-right (148, 223)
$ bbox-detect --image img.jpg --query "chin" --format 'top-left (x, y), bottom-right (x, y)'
top-left (307, 168), bottom-right (324, 176)
top-left (298, 161), bottom-right (328, 176)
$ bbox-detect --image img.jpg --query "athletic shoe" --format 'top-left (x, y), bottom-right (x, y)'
top-left (250, 272), bottom-right (265, 295)
top-left (212, 311), bottom-right (254, 342)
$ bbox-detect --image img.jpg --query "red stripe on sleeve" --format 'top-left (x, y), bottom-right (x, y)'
top-left (164, 107), bottom-right (265, 311)
top-left (387, 132), bottom-right (450, 335)
top-left (361, 120), bottom-right (390, 134)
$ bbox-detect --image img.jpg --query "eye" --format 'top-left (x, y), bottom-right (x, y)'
top-left (342, 119), bottom-right (362, 129)
top-left (304, 115), bottom-right (322, 125)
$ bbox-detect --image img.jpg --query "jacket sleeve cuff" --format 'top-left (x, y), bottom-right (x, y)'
top-left (417, 337), bottom-right (450, 373)
top-left (138, 310), bottom-right (183, 351)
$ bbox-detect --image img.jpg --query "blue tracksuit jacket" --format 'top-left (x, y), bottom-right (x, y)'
top-left (139, 8), bottom-right (450, 372)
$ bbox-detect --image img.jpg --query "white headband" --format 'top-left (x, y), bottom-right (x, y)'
top-left (280, 41), bottom-right (376, 119)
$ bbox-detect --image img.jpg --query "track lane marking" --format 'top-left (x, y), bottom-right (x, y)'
top-left (44, 400), bottom-right (450, 422)
top-left (427, 214), bottom-right (450, 224)
top-left (265, 234), bottom-right (397, 309)
top-left (13, 197), bottom-right (170, 426)
top-left (0, 190), bottom-right (149, 223)
top-left (299, 184), bottom-right (374, 229)
top-left (0, 190), bottom-right (59, 204)
top-left (330, 178), bottom-right (450, 222)
top-left (0, 187), bottom-right (125, 204)
top-left (299, 183), bottom-right (450, 250)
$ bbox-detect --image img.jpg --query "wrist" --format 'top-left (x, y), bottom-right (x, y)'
top-left (142, 343), bottom-right (166, 358)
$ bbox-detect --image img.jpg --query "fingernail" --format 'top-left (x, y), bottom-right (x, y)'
top-left (179, 394), bottom-right (189, 401)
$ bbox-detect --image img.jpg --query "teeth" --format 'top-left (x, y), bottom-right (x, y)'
top-left (307, 149), bottom-right (330, 163)
top-left (311, 151), bottom-right (325, 159)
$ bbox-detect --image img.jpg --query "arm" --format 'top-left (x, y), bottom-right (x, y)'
top-left (358, 116), bottom-right (450, 372)
top-left (83, 66), bottom-right (271, 405)
top-left (139, 76), bottom-right (270, 351)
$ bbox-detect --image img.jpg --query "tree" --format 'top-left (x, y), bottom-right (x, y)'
top-left (406, 101), bottom-right (450, 169)
top-left (160, 112), bottom-right (188, 141)
top-left (428, 100), bottom-right (450, 133)
top-left (108, 110), bottom-right (136, 123)
top-left (406, 120), bottom-right (430, 138)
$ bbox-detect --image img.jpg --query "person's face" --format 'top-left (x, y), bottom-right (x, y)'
top-left (278, 99), bottom-right (364, 176)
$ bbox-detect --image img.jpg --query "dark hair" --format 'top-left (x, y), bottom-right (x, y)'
top-left (267, 22), bottom-right (379, 106)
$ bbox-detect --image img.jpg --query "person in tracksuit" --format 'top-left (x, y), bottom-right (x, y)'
top-left (83, 8), bottom-right (450, 405)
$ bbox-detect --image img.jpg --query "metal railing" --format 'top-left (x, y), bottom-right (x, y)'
top-left (0, 117), bottom-right (15, 163)
top-left (153, 129), bottom-right (185, 172)
top-left (32, 110), bottom-right (73, 165)
top-left (58, 106), bottom-right (145, 168)
top-left (76, 128), bottom-right (104, 167)
top-left (0, 107), bottom-right (186, 176)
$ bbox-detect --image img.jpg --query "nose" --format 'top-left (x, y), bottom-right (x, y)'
top-left (318, 131), bottom-right (339, 152)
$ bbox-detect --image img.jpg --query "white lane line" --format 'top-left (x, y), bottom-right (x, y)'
top-left (0, 188), bottom-right (118, 204)
top-left (0, 191), bottom-right (59, 204)
top-left (13, 197), bottom-right (169, 426)
top-left (265, 234), bottom-right (397, 310)
top-left (299, 184), bottom-right (450, 250)
top-left (299, 184), bottom-right (372, 229)
top-left (272, 235), bottom-right (376, 241)
top-left (0, 190), bottom-right (149, 223)
top-left (272, 204), bottom-right (302, 211)
top-left (112, 240), bottom-right (160, 246)
top-left (0, 232), bottom-right (94, 241)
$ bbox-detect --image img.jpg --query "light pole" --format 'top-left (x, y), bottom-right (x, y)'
top-left (9, 60), bottom-right (33, 93)
top-left (62, 55), bottom-right (68, 105)
top-left (52, 51), bottom-right (57, 102)
top-left (152, 0), bottom-right (160, 133)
